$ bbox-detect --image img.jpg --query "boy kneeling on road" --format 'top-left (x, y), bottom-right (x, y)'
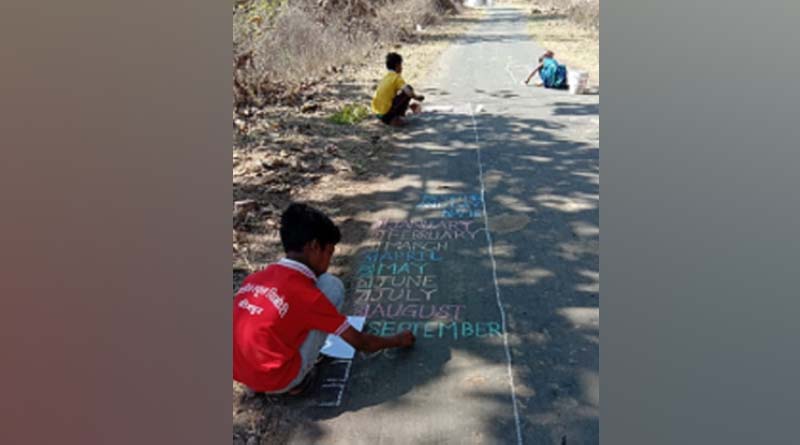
top-left (371, 52), bottom-right (425, 127)
top-left (524, 50), bottom-right (569, 89)
top-left (233, 203), bottom-right (416, 395)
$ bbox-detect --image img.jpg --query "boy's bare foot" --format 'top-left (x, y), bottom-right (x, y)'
top-left (287, 365), bottom-right (319, 396)
top-left (389, 116), bottom-right (408, 127)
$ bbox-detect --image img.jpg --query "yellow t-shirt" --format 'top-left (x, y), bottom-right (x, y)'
top-left (371, 71), bottom-right (406, 115)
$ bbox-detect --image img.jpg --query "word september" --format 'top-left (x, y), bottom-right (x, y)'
top-left (366, 320), bottom-right (502, 339)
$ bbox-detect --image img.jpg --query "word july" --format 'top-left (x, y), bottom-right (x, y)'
top-left (367, 320), bottom-right (502, 339)
top-left (354, 287), bottom-right (438, 302)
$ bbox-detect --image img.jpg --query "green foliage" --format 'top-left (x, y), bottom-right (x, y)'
top-left (329, 104), bottom-right (371, 125)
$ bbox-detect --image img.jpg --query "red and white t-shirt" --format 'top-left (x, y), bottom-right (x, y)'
top-left (233, 259), bottom-right (349, 392)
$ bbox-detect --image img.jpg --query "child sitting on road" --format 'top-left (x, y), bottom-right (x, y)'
top-left (524, 50), bottom-right (568, 89)
top-left (233, 203), bottom-right (415, 396)
top-left (371, 52), bottom-right (425, 127)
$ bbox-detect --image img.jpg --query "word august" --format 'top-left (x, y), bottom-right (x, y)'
top-left (367, 320), bottom-right (502, 340)
top-left (353, 303), bottom-right (465, 321)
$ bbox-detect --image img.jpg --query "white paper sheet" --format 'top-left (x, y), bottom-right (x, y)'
top-left (320, 316), bottom-right (365, 359)
top-left (424, 105), bottom-right (455, 113)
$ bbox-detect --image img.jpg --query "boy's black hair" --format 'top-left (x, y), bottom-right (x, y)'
top-left (386, 52), bottom-right (403, 71)
top-left (279, 203), bottom-right (341, 253)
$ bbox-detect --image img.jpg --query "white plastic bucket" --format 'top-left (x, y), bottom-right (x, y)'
top-left (568, 70), bottom-right (589, 95)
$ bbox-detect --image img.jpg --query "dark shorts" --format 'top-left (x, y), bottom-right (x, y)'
top-left (378, 91), bottom-right (412, 124)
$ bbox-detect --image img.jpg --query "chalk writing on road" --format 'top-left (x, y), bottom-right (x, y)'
top-left (320, 207), bottom-right (496, 407)
top-left (354, 214), bottom-right (498, 343)
top-left (417, 193), bottom-right (483, 218)
top-left (353, 303), bottom-right (466, 321)
top-left (367, 320), bottom-right (503, 339)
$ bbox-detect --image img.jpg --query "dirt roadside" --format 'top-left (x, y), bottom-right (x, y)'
top-left (232, 7), bottom-right (484, 445)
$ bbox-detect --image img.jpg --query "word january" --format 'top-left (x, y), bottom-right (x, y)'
top-left (373, 220), bottom-right (484, 241)
top-left (374, 219), bottom-right (479, 231)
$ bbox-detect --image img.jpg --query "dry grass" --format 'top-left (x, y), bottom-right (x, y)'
top-left (233, 0), bottom-right (463, 107)
top-left (521, 0), bottom-right (598, 31)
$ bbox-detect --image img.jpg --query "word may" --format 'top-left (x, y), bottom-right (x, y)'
top-left (354, 287), bottom-right (438, 303)
top-left (355, 274), bottom-right (438, 289)
top-left (367, 320), bottom-right (503, 339)
top-left (235, 283), bottom-right (289, 317)
top-left (357, 261), bottom-right (432, 277)
top-left (354, 303), bottom-right (466, 321)
top-left (363, 250), bottom-right (443, 263)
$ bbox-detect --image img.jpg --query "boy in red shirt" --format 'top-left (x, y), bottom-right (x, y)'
top-left (233, 203), bottom-right (415, 395)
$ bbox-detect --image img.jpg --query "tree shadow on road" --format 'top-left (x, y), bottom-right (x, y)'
top-left (232, 108), bottom-right (599, 444)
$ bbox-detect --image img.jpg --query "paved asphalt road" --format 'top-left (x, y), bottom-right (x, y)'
top-left (289, 6), bottom-right (599, 444)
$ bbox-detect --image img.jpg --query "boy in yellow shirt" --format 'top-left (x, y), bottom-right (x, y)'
top-left (371, 53), bottom-right (425, 127)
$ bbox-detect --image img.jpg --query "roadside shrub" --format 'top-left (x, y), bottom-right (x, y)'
top-left (329, 103), bottom-right (371, 125)
top-left (233, 0), bottom-right (460, 108)
top-left (531, 0), bottom-right (599, 32)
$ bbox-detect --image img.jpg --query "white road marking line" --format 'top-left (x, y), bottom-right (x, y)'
top-left (468, 102), bottom-right (524, 445)
top-left (318, 383), bottom-right (347, 407)
top-left (505, 57), bottom-right (519, 84)
top-left (318, 360), bottom-right (353, 406)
